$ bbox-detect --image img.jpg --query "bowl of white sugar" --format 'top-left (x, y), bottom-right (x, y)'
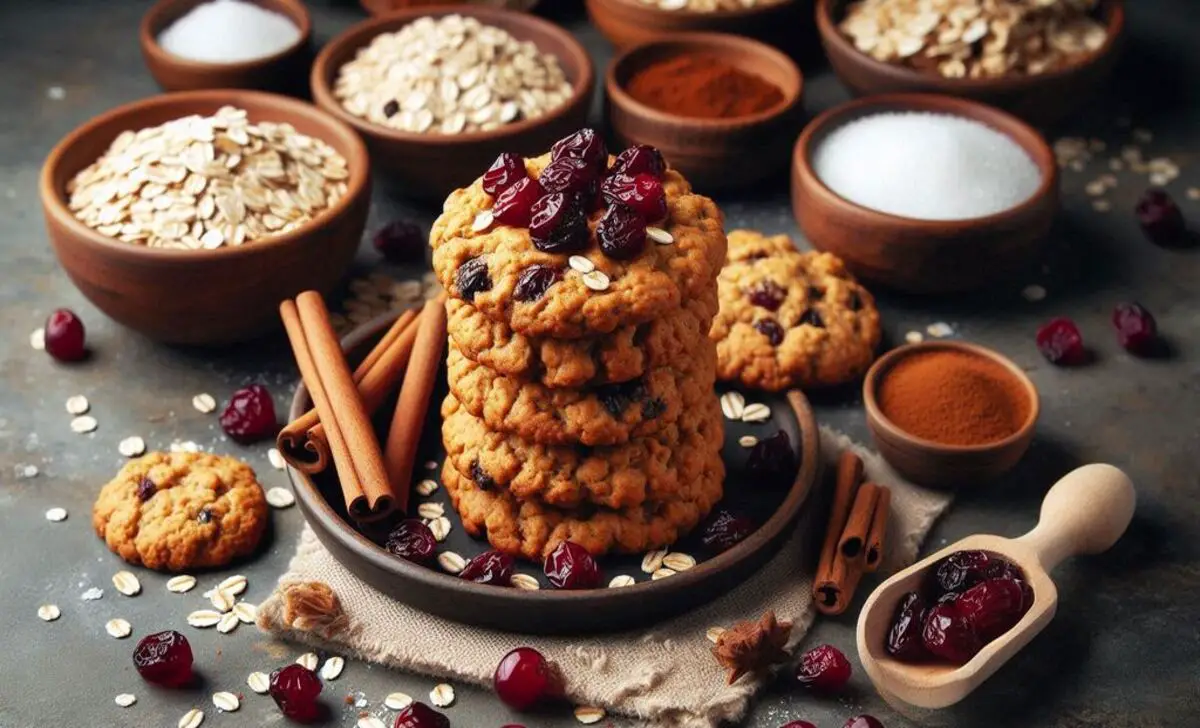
top-left (791, 93), bottom-right (1058, 294)
top-left (140, 0), bottom-right (312, 94)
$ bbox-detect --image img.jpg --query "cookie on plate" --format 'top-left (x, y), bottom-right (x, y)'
top-left (92, 452), bottom-right (268, 572)
top-left (711, 230), bottom-right (881, 391)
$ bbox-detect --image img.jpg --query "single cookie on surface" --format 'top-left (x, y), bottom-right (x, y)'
top-left (92, 452), bottom-right (269, 572)
top-left (712, 230), bottom-right (882, 392)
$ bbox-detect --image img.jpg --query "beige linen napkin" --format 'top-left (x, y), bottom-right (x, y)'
top-left (259, 428), bottom-right (952, 727)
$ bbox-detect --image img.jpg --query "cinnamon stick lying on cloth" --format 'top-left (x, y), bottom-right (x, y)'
top-left (863, 486), bottom-right (892, 573)
top-left (280, 292), bottom-right (395, 522)
top-left (838, 481), bottom-right (882, 571)
top-left (813, 451), bottom-right (863, 615)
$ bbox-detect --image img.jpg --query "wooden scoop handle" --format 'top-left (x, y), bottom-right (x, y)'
top-left (1014, 463), bottom-right (1136, 572)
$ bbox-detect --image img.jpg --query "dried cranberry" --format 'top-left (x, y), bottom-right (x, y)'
top-left (385, 519), bottom-right (436, 564)
top-left (1112, 302), bottom-right (1158, 355)
top-left (197, 508), bottom-right (212, 524)
top-left (136, 476), bottom-right (156, 501)
top-left (493, 177), bottom-right (543, 227)
top-left (513, 264), bottom-right (562, 302)
top-left (700, 509), bottom-right (755, 553)
top-left (1135, 189), bottom-right (1186, 245)
top-left (460, 550), bottom-right (516, 586)
top-left (219, 384), bottom-right (278, 444)
top-left (747, 280), bottom-right (786, 311)
top-left (470, 459), bottom-right (496, 490)
top-left (799, 309), bottom-right (824, 328)
top-left (372, 219), bottom-right (425, 263)
top-left (780, 722), bottom-right (818, 728)
top-left (482, 152), bottom-right (528, 196)
top-left (544, 541), bottom-right (601, 589)
top-left (1035, 317), bottom-right (1088, 366)
top-left (539, 156), bottom-right (597, 196)
top-left (132, 630), bottom-right (193, 687)
top-left (795, 644), bottom-right (852, 693)
top-left (956, 578), bottom-right (1028, 642)
top-left (550, 128), bottom-right (607, 172)
top-left (269, 664), bottom-right (323, 723)
top-left (455, 256), bottom-right (492, 301)
top-left (394, 702), bottom-right (449, 728)
top-left (601, 173), bottom-right (667, 222)
top-left (44, 308), bottom-right (86, 362)
top-left (597, 204), bottom-right (647, 260)
top-left (984, 559), bottom-right (1024, 582)
top-left (844, 716), bottom-right (885, 728)
top-left (754, 319), bottom-right (785, 346)
top-left (928, 550), bottom-right (992, 599)
top-left (493, 646), bottom-right (563, 711)
top-left (382, 99), bottom-right (399, 118)
top-left (885, 591), bottom-right (930, 662)
top-left (529, 193), bottom-right (588, 253)
top-left (746, 430), bottom-right (796, 486)
top-left (612, 144), bottom-right (665, 178)
top-left (921, 602), bottom-right (982, 664)
top-left (596, 380), bottom-right (645, 417)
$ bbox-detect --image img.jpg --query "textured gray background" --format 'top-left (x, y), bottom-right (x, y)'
top-left (1, 1), bottom-right (1197, 727)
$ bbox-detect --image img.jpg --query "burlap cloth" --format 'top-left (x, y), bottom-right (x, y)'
top-left (258, 428), bottom-right (952, 727)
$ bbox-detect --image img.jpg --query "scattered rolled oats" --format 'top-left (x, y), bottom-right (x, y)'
top-left (384, 692), bottom-right (414, 711)
top-left (118, 436), bottom-right (146, 458)
top-left (320, 656), bottom-right (346, 680)
top-left (424, 460), bottom-right (439, 471)
top-left (1021, 284), bottom-right (1047, 302)
top-left (233, 601), bottom-right (258, 624)
top-left (904, 330), bottom-right (924, 344)
top-left (358, 717), bottom-right (387, 728)
top-left (471, 210), bottom-right (494, 232)
top-left (115, 693), bottom-right (137, 708)
top-left (428, 516), bottom-right (452, 542)
top-left (706, 626), bottom-right (726, 643)
top-left (266, 487), bottom-right (296, 508)
top-left (212, 691), bottom-right (240, 712)
top-left (429, 683), bottom-right (455, 708)
top-left (65, 395), bottom-right (90, 415)
top-left (646, 226), bottom-right (674, 244)
top-left (417, 502), bottom-right (445, 519)
top-left (45, 507), bottom-right (68, 522)
top-left (641, 547), bottom-right (667, 574)
top-left (167, 575), bottom-right (197, 593)
top-left (30, 327), bottom-right (47, 350)
top-left (926, 321), bottom-right (955, 338)
top-left (247, 672), bottom-right (270, 694)
top-left (112, 571), bottom-right (142, 596)
top-left (438, 551), bottom-right (467, 574)
top-left (210, 589), bottom-right (235, 613)
top-left (740, 403), bottom-right (771, 423)
top-left (192, 393), bottom-right (217, 413)
top-left (720, 391), bottom-right (746, 420)
top-left (416, 479), bottom-right (440, 496)
top-left (37, 604), bottom-right (61, 622)
top-left (568, 255), bottom-right (595, 274)
top-left (738, 435), bottom-right (759, 448)
top-left (608, 574), bottom-right (636, 588)
top-left (187, 610), bottom-right (223, 628)
top-left (267, 447), bottom-right (286, 470)
top-left (178, 707), bottom-right (204, 728)
top-left (651, 567), bottom-right (676, 580)
top-left (662, 552), bottom-right (696, 571)
top-left (574, 706), bottom-right (606, 724)
top-left (70, 415), bottom-right (98, 434)
top-left (581, 269), bottom-right (610, 291)
top-left (295, 652), bottom-right (319, 671)
top-left (510, 573), bottom-right (541, 590)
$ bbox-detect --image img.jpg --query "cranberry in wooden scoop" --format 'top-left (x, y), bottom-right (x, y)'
top-left (132, 630), bottom-right (193, 687)
top-left (493, 647), bottom-right (563, 711)
top-left (269, 664), bottom-right (323, 723)
top-left (44, 308), bottom-right (87, 361)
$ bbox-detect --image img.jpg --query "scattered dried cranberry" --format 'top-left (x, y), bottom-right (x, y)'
top-left (460, 550), bottom-right (516, 586)
top-left (385, 519), bottom-right (436, 564)
top-left (597, 204), bottom-right (647, 260)
top-left (529, 193), bottom-right (588, 253)
top-left (612, 144), bottom-right (665, 178)
top-left (929, 549), bottom-right (992, 600)
top-left (493, 177), bottom-right (543, 227)
top-left (700, 509), bottom-right (755, 553)
top-left (269, 664), bottom-right (323, 723)
top-left (956, 578), bottom-right (1028, 642)
top-left (470, 459), bottom-right (496, 490)
top-left (1035, 317), bottom-right (1088, 366)
top-left (596, 379), bottom-right (646, 417)
top-left (754, 318), bottom-right (785, 346)
top-left (455, 256), bottom-right (492, 301)
top-left (747, 280), bottom-right (786, 311)
top-left (394, 702), bottom-right (449, 728)
top-left (1112, 302), bottom-right (1158, 355)
top-left (493, 647), bottom-right (563, 711)
top-left (780, 722), bottom-right (818, 728)
top-left (482, 152), bottom-right (528, 196)
top-left (44, 308), bottom-right (86, 362)
top-left (844, 716), bottom-right (885, 728)
top-left (136, 476), bottom-right (156, 502)
top-left (382, 99), bottom-right (400, 118)
top-left (795, 644), bottom-right (852, 693)
top-left (601, 173), bottom-right (667, 222)
top-left (550, 128), bottom-right (607, 171)
top-left (885, 591), bottom-right (929, 661)
top-left (133, 630), bottom-right (193, 687)
top-left (372, 219), bottom-right (425, 263)
top-left (1135, 189), bottom-right (1186, 245)
top-left (922, 602), bottom-right (982, 664)
top-left (799, 309), bottom-right (824, 328)
top-left (544, 541), bottom-right (601, 590)
top-left (746, 430), bottom-right (796, 485)
top-left (539, 156), bottom-right (598, 196)
top-left (219, 384), bottom-right (277, 444)
top-left (513, 264), bottom-right (562, 302)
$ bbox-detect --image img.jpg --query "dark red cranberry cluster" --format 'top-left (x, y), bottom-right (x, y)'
top-left (385, 519), bottom-right (437, 564)
top-left (886, 549), bottom-right (1032, 665)
top-left (269, 664), bottom-right (324, 723)
top-left (1036, 302), bottom-right (1160, 365)
top-left (544, 540), bottom-right (601, 589)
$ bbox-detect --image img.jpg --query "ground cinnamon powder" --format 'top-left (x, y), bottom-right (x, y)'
top-left (625, 54), bottom-right (785, 120)
top-left (877, 350), bottom-right (1030, 446)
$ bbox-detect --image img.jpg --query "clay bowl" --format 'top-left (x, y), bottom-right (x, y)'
top-left (587, 0), bottom-right (805, 53)
top-left (816, 0), bottom-right (1125, 128)
top-left (360, 0), bottom-right (541, 13)
top-left (791, 93), bottom-right (1058, 294)
top-left (311, 7), bottom-right (593, 201)
top-left (606, 32), bottom-right (804, 191)
top-left (140, 0), bottom-right (313, 94)
top-left (40, 90), bottom-right (370, 346)
top-left (862, 341), bottom-right (1039, 488)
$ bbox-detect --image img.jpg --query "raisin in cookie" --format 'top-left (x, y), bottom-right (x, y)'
top-left (92, 452), bottom-right (268, 572)
top-left (711, 230), bottom-right (881, 391)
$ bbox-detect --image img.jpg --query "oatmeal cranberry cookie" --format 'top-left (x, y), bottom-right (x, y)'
top-left (447, 340), bottom-right (716, 446)
top-left (446, 290), bottom-right (717, 388)
top-left (442, 455), bottom-right (724, 560)
top-left (442, 393), bottom-right (723, 509)
top-left (92, 452), bottom-right (268, 572)
top-left (712, 230), bottom-right (882, 391)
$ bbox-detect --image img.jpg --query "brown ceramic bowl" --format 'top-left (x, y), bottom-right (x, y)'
top-left (311, 7), bottom-right (593, 201)
top-left (360, 0), bottom-right (540, 13)
top-left (587, 0), bottom-right (805, 53)
top-left (140, 0), bottom-right (313, 94)
top-left (40, 90), bottom-right (370, 346)
top-left (791, 93), bottom-right (1058, 294)
top-left (816, 0), bottom-right (1125, 128)
top-left (606, 32), bottom-right (804, 191)
top-left (863, 341), bottom-right (1039, 488)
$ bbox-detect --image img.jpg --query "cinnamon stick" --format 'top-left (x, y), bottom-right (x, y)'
top-left (863, 486), bottom-right (892, 573)
top-left (813, 451), bottom-right (863, 615)
top-left (277, 309), bottom-right (419, 474)
top-left (838, 482), bottom-right (881, 571)
top-left (280, 292), bottom-right (396, 522)
top-left (383, 297), bottom-right (447, 516)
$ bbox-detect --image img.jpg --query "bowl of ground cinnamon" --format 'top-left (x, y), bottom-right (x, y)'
top-left (605, 32), bottom-right (803, 190)
top-left (863, 341), bottom-right (1039, 488)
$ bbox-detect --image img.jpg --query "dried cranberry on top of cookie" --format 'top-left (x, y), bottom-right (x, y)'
top-left (430, 129), bottom-right (727, 339)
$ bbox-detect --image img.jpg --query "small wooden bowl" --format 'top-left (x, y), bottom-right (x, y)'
top-left (40, 90), bottom-right (370, 346)
top-left (140, 0), bottom-right (313, 94)
top-left (791, 93), bottom-right (1058, 294)
top-left (816, 0), bottom-right (1125, 128)
top-left (587, 0), bottom-right (804, 53)
top-left (606, 32), bottom-right (804, 191)
top-left (862, 341), bottom-right (1039, 488)
top-left (311, 7), bottom-right (593, 201)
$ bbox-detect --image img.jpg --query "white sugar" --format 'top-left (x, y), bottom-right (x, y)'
top-left (158, 0), bottom-right (300, 64)
top-left (813, 111), bottom-right (1042, 221)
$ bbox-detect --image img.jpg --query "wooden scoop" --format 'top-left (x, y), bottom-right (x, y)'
top-left (856, 463), bottom-right (1136, 710)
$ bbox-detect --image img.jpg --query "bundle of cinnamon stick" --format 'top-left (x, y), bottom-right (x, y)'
top-left (277, 290), bottom-right (446, 522)
top-left (812, 452), bottom-right (892, 615)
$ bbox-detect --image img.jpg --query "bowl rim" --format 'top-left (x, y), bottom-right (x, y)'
top-left (310, 6), bottom-right (595, 147)
top-left (815, 0), bottom-right (1126, 92)
top-left (590, 0), bottom-right (800, 21)
top-left (792, 92), bottom-right (1058, 232)
top-left (39, 88), bottom-right (370, 263)
top-left (140, 0), bottom-right (313, 72)
top-left (605, 30), bottom-right (804, 130)
top-left (862, 340), bottom-right (1040, 454)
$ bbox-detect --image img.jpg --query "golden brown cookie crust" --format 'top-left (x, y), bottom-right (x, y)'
top-left (92, 452), bottom-right (268, 572)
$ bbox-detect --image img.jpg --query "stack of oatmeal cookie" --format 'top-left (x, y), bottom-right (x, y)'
top-left (429, 131), bottom-right (728, 562)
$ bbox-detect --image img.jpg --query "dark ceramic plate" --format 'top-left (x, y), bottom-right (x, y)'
top-left (287, 310), bottom-right (821, 634)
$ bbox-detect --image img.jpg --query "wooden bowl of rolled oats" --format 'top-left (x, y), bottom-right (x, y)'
top-left (816, 0), bottom-right (1125, 128)
top-left (587, 0), bottom-right (804, 52)
top-left (40, 90), bottom-right (370, 346)
top-left (311, 7), bottom-right (593, 200)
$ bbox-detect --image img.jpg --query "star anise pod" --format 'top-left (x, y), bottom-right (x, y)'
top-left (712, 610), bottom-right (794, 684)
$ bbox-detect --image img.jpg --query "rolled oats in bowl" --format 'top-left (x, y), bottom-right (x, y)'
top-left (333, 14), bottom-right (573, 135)
top-left (631, 0), bottom-right (788, 11)
top-left (66, 106), bottom-right (350, 250)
